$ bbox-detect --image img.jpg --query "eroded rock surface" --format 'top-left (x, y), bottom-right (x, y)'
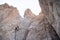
top-left (39, 0), bottom-right (60, 38)
top-left (0, 3), bottom-right (21, 40)
top-left (15, 9), bottom-right (36, 40)
top-left (0, 0), bottom-right (60, 40)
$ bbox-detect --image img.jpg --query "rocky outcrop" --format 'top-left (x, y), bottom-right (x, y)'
top-left (0, 0), bottom-right (60, 40)
top-left (0, 3), bottom-right (21, 40)
top-left (0, 3), bottom-right (37, 40)
top-left (25, 0), bottom-right (60, 40)
top-left (39, 0), bottom-right (60, 38)
top-left (24, 9), bottom-right (36, 20)
top-left (15, 9), bottom-right (36, 40)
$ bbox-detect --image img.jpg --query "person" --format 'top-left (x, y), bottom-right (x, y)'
top-left (15, 26), bottom-right (19, 31)
top-left (15, 26), bottom-right (19, 40)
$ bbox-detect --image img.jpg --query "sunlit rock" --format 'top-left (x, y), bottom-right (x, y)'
top-left (24, 9), bottom-right (36, 20)
top-left (0, 3), bottom-right (21, 40)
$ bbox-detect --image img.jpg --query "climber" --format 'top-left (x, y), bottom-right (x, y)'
top-left (15, 26), bottom-right (19, 31)
top-left (15, 26), bottom-right (19, 40)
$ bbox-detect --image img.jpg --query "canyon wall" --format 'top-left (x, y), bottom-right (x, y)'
top-left (0, 3), bottom-right (21, 40)
top-left (39, 0), bottom-right (60, 38)
top-left (0, 0), bottom-right (60, 40)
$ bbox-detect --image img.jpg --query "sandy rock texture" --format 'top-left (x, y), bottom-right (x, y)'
top-left (0, 0), bottom-right (60, 40)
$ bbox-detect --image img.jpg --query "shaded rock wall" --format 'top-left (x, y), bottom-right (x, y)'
top-left (39, 0), bottom-right (60, 37)
top-left (26, 0), bottom-right (60, 40)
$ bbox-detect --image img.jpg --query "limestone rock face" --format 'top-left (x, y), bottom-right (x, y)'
top-left (15, 9), bottom-right (36, 40)
top-left (26, 0), bottom-right (60, 40)
top-left (0, 0), bottom-right (60, 40)
top-left (0, 3), bottom-right (21, 40)
top-left (0, 3), bottom-right (37, 40)
top-left (24, 9), bottom-right (36, 20)
top-left (39, 0), bottom-right (60, 38)
top-left (26, 13), bottom-right (58, 40)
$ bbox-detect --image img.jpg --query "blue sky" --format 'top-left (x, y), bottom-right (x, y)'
top-left (0, 0), bottom-right (41, 17)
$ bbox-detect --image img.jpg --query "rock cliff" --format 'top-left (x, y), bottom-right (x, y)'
top-left (0, 0), bottom-right (60, 40)
top-left (39, 0), bottom-right (60, 38)
top-left (0, 3), bottom-right (21, 40)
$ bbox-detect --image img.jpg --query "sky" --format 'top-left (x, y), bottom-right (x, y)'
top-left (0, 0), bottom-right (41, 17)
